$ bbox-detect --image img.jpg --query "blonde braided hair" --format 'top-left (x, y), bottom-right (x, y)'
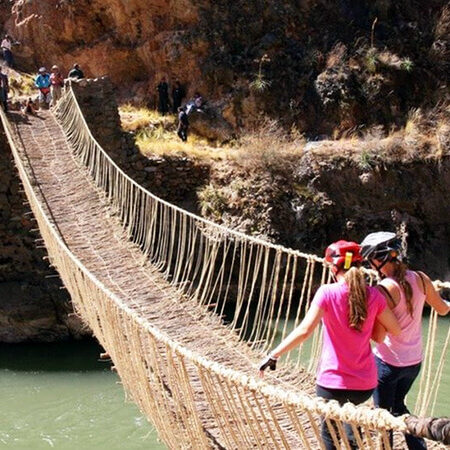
top-left (344, 266), bottom-right (368, 331)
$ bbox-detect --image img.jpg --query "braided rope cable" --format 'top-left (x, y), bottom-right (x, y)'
top-left (2, 90), bottom-right (449, 448)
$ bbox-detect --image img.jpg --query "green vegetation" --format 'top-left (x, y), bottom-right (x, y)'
top-left (249, 54), bottom-right (271, 92)
top-left (198, 184), bottom-right (228, 220)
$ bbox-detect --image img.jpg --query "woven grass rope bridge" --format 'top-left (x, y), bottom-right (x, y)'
top-left (1, 85), bottom-right (449, 449)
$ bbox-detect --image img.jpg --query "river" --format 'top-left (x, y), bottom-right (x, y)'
top-left (0, 340), bottom-right (165, 449)
top-left (0, 314), bottom-right (448, 449)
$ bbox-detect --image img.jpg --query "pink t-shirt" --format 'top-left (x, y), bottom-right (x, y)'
top-left (374, 271), bottom-right (426, 367)
top-left (312, 281), bottom-right (386, 390)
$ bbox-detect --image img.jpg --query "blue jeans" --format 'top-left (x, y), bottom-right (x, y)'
top-left (316, 385), bottom-right (374, 450)
top-left (374, 356), bottom-right (426, 450)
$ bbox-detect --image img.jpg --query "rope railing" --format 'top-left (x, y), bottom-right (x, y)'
top-left (1, 105), bottom-right (408, 449)
top-left (55, 84), bottom-right (449, 417)
top-left (1, 90), bottom-right (449, 448)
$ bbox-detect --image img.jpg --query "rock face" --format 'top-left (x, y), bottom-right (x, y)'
top-left (2, 1), bottom-right (449, 135)
top-left (203, 151), bottom-right (450, 280)
top-left (293, 154), bottom-right (450, 279)
top-left (0, 126), bottom-right (88, 342)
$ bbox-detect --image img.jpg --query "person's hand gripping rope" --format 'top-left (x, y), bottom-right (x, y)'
top-left (258, 353), bottom-right (278, 378)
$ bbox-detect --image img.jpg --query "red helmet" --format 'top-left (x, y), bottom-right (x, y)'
top-left (325, 240), bottom-right (363, 270)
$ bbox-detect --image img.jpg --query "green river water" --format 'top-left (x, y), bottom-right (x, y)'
top-left (0, 341), bottom-right (165, 450)
top-left (0, 315), bottom-right (448, 449)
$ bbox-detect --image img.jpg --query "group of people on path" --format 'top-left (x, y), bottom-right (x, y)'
top-left (155, 78), bottom-right (206, 142)
top-left (34, 63), bottom-right (84, 109)
top-left (0, 59), bottom-right (85, 114)
top-left (156, 78), bottom-right (185, 116)
top-left (260, 231), bottom-right (449, 450)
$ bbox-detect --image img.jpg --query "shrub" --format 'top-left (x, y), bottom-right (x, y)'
top-left (197, 184), bottom-right (228, 220)
top-left (233, 118), bottom-right (304, 173)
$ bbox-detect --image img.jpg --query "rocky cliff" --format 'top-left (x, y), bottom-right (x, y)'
top-left (201, 148), bottom-right (450, 280)
top-left (0, 127), bottom-right (88, 342)
top-left (2, 0), bottom-right (449, 135)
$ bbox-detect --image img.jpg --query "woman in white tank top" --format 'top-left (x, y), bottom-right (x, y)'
top-left (361, 232), bottom-right (450, 450)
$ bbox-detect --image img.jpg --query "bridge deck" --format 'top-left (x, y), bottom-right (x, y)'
top-left (10, 110), bottom-right (317, 448)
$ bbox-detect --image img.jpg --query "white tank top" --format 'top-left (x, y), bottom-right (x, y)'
top-left (374, 270), bottom-right (426, 367)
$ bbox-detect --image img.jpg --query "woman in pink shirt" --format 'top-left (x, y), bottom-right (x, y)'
top-left (361, 232), bottom-right (450, 450)
top-left (260, 240), bottom-right (400, 450)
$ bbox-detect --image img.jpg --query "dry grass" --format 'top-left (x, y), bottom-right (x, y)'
top-left (326, 43), bottom-right (347, 68)
top-left (136, 128), bottom-right (229, 159)
top-left (308, 125), bottom-right (445, 167)
top-left (232, 119), bottom-right (305, 172)
top-left (119, 104), bottom-right (175, 132)
top-left (4, 69), bottom-right (36, 98)
top-left (120, 104), bottom-right (447, 171)
top-left (119, 104), bottom-right (230, 160)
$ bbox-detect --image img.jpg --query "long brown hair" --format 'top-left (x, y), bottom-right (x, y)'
top-left (344, 266), bottom-right (368, 331)
top-left (392, 260), bottom-right (413, 316)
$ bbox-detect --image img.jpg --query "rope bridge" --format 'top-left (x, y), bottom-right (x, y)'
top-left (0, 85), bottom-right (448, 449)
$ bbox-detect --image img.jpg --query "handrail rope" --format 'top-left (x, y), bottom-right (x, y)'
top-left (54, 85), bottom-right (450, 421)
top-left (0, 98), bottom-right (411, 439)
top-left (61, 81), bottom-right (450, 291)
top-left (60, 85), bottom-right (323, 262)
top-left (52, 88), bottom-right (450, 423)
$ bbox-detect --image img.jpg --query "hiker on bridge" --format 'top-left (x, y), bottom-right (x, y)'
top-left (361, 231), bottom-right (450, 450)
top-left (50, 65), bottom-right (64, 107)
top-left (21, 97), bottom-right (37, 116)
top-left (260, 240), bottom-right (401, 450)
top-left (0, 66), bottom-right (8, 112)
top-left (68, 63), bottom-right (84, 80)
top-left (35, 67), bottom-right (51, 107)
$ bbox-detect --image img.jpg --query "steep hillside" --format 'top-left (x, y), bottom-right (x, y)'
top-left (2, 0), bottom-right (449, 135)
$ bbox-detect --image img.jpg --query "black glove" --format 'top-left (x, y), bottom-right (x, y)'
top-left (259, 354), bottom-right (278, 372)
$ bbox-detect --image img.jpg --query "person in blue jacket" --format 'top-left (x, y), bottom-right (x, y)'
top-left (35, 67), bottom-right (51, 107)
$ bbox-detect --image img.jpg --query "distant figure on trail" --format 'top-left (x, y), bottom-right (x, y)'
top-left (35, 67), bottom-right (51, 107)
top-left (68, 63), bottom-right (84, 80)
top-left (0, 67), bottom-right (8, 112)
top-left (21, 97), bottom-right (37, 116)
top-left (177, 106), bottom-right (189, 142)
top-left (1, 35), bottom-right (14, 68)
top-left (172, 80), bottom-right (185, 113)
top-left (157, 77), bottom-right (169, 115)
top-left (194, 92), bottom-right (204, 109)
top-left (50, 65), bottom-right (64, 107)
top-left (259, 240), bottom-right (401, 450)
top-left (361, 231), bottom-right (450, 450)
top-left (186, 92), bottom-right (205, 115)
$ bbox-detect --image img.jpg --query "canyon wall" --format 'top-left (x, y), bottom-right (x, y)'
top-left (2, 0), bottom-right (448, 135)
top-left (203, 151), bottom-right (450, 280)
